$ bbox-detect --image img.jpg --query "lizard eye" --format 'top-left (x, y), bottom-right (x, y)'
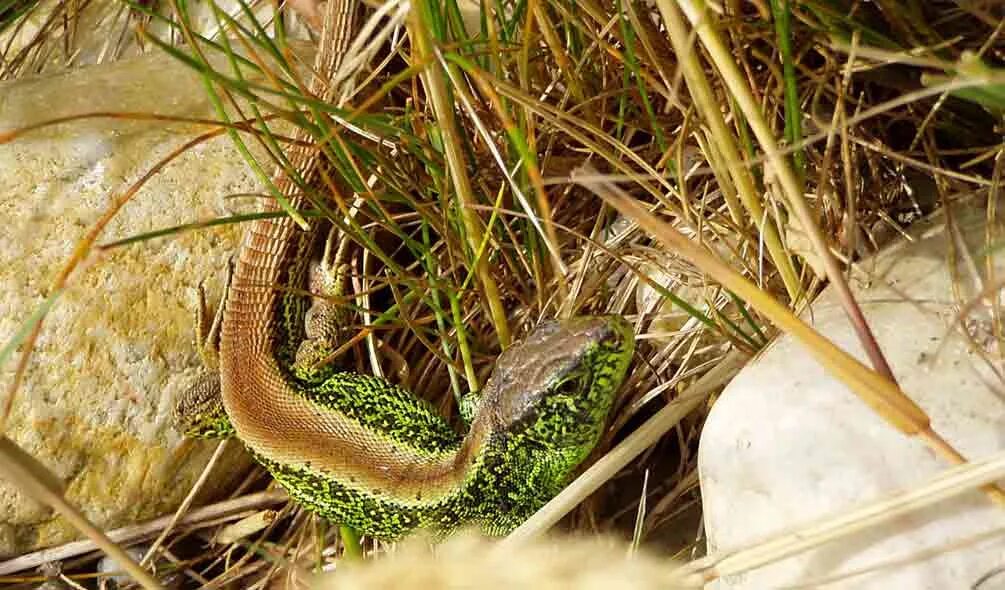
top-left (551, 366), bottom-right (588, 396)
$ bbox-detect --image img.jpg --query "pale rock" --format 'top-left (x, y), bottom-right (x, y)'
top-left (0, 50), bottom-right (265, 555)
top-left (0, 0), bottom-right (309, 76)
top-left (700, 195), bottom-right (1005, 588)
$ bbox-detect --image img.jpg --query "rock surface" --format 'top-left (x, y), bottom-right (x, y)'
top-left (700, 195), bottom-right (1005, 588)
top-left (0, 51), bottom-right (262, 555)
top-left (0, 0), bottom-right (308, 77)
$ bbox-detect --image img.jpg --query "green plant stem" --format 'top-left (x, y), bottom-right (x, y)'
top-left (409, 1), bottom-right (512, 348)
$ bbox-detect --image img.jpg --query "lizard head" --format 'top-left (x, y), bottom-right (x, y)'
top-left (479, 316), bottom-right (634, 455)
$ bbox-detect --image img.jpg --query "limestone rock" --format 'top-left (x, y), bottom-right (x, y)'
top-left (0, 51), bottom-right (262, 555)
top-left (700, 195), bottom-right (1005, 588)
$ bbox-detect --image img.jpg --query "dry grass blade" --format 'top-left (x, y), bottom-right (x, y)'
top-left (140, 440), bottom-right (230, 567)
top-left (657, 0), bottom-right (800, 301)
top-left (0, 491), bottom-right (288, 576)
top-left (662, 0), bottom-right (897, 381)
top-left (572, 164), bottom-right (1005, 506)
top-left (212, 509), bottom-right (281, 545)
top-left (0, 438), bottom-right (164, 589)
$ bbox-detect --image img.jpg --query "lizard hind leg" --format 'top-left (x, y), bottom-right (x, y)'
top-left (194, 264), bottom-right (231, 370)
top-left (292, 224), bottom-right (352, 381)
top-left (174, 267), bottom-right (236, 439)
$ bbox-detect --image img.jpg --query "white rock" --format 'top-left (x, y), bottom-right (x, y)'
top-left (700, 195), bottom-right (1005, 588)
top-left (0, 50), bottom-right (268, 555)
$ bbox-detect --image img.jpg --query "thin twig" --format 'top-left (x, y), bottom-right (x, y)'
top-left (0, 490), bottom-right (288, 576)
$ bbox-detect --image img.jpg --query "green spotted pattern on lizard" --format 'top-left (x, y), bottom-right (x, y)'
top-left (171, 0), bottom-right (635, 540)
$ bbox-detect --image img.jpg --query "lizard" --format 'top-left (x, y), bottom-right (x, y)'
top-left (172, 0), bottom-right (635, 539)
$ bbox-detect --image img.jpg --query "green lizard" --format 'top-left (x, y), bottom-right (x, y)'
top-left (171, 0), bottom-right (634, 539)
top-left (176, 272), bottom-right (634, 538)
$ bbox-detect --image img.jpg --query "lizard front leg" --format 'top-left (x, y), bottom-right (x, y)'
top-left (173, 268), bottom-right (234, 439)
top-left (291, 224), bottom-right (353, 381)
